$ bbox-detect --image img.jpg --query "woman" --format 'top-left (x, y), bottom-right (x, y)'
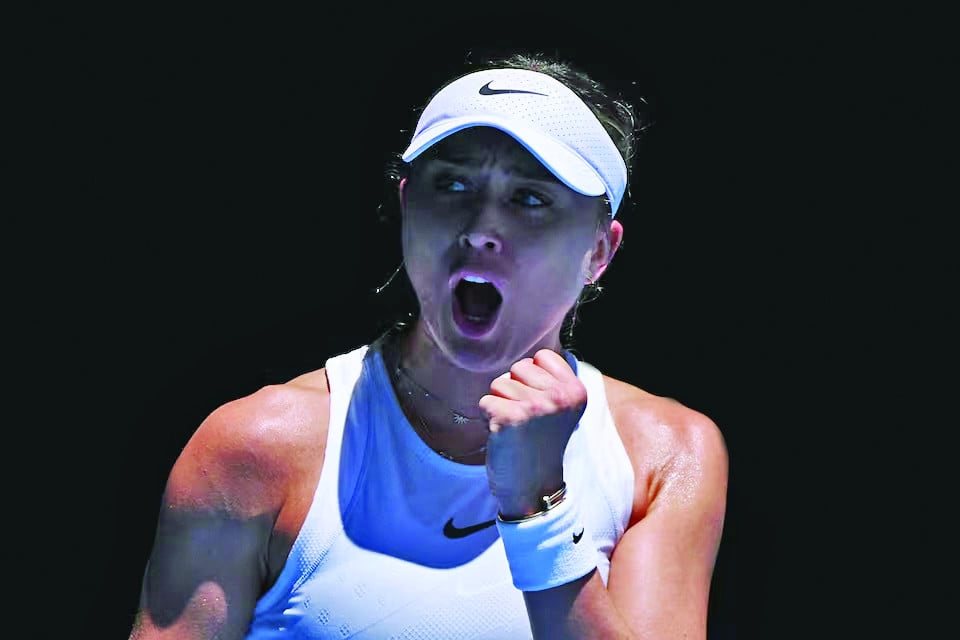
top-left (128, 52), bottom-right (729, 639)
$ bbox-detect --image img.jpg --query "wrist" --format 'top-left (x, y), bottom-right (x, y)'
top-left (493, 470), bottom-right (565, 520)
top-left (497, 482), bottom-right (567, 522)
top-left (495, 486), bottom-right (597, 592)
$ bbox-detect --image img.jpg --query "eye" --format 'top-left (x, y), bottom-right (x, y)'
top-left (435, 174), bottom-right (471, 193)
top-left (513, 188), bottom-right (551, 208)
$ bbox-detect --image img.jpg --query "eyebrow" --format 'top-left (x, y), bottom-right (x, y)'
top-left (428, 154), bottom-right (561, 184)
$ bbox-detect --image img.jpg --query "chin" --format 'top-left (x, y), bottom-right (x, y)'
top-left (432, 314), bottom-right (563, 374)
top-left (435, 330), bottom-right (509, 373)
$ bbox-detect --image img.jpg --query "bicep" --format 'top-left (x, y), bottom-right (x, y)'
top-left (606, 429), bottom-right (728, 637)
top-left (131, 479), bottom-right (275, 639)
top-left (128, 383), bottom-right (319, 639)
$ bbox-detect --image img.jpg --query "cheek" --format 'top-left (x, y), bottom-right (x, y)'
top-left (401, 213), bottom-right (452, 297)
top-left (402, 209), bottom-right (448, 258)
top-left (520, 244), bottom-right (592, 298)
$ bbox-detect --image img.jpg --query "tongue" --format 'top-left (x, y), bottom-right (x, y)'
top-left (457, 282), bottom-right (501, 319)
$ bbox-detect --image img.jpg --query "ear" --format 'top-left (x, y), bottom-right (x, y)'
top-left (398, 177), bottom-right (408, 210)
top-left (585, 220), bottom-right (624, 283)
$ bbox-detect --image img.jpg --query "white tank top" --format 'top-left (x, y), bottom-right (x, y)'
top-left (245, 340), bottom-right (634, 639)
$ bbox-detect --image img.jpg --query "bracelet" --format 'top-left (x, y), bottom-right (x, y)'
top-left (497, 482), bottom-right (567, 523)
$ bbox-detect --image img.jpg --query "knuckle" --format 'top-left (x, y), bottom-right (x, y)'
top-left (570, 383), bottom-right (587, 405)
top-left (509, 359), bottom-right (528, 375)
top-left (532, 350), bottom-right (552, 367)
top-left (524, 398), bottom-right (548, 415)
top-left (546, 385), bottom-right (568, 407)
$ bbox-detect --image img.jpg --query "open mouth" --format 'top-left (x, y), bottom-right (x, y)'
top-left (452, 276), bottom-right (503, 338)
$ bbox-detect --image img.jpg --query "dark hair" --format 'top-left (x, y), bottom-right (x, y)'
top-left (379, 51), bottom-right (650, 347)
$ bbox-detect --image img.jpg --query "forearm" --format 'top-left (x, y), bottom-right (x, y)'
top-left (496, 488), bottom-right (636, 639)
top-left (523, 570), bottom-right (635, 640)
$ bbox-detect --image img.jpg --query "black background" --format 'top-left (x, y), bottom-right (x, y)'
top-left (16, 4), bottom-right (955, 639)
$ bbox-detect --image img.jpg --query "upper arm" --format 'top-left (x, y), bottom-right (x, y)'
top-left (129, 390), bottom-right (297, 640)
top-left (131, 501), bottom-right (273, 640)
top-left (606, 407), bottom-right (729, 638)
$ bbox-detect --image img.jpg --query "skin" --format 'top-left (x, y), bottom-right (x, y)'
top-left (129, 127), bottom-right (728, 639)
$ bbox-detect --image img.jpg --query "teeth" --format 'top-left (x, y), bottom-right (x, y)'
top-left (462, 275), bottom-right (490, 284)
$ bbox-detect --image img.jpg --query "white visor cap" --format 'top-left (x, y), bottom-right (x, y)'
top-left (401, 68), bottom-right (628, 217)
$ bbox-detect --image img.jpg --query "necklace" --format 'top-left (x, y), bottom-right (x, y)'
top-left (405, 405), bottom-right (489, 462)
top-left (390, 360), bottom-right (488, 462)
top-left (392, 361), bottom-right (487, 425)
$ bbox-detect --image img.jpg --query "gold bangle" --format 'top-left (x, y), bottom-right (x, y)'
top-left (497, 482), bottom-right (567, 523)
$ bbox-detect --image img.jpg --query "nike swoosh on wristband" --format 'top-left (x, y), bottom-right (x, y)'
top-left (573, 528), bottom-right (585, 544)
top-left (443, 517), bottom-right (497, 539)
top-left (478, 81), bottom-right (547, 96)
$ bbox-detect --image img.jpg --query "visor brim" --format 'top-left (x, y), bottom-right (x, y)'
top-left (401, 116), bottom-right (608, 199)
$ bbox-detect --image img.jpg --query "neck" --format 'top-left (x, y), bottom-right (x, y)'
top-left (388, 318), bottom-right (564, 425)
top-left (393, 327), bottom-right (496, 433)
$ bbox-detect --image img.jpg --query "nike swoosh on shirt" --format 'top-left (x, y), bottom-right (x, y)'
top-left (478, 81), bottom-right (547, 96)
top-left (443, 517), bottom-right (497, 539)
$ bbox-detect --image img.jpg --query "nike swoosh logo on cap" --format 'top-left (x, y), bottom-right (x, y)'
top-left (573, 528), bottom-right (585, 544)
top-left (478, 81), bottom-right (547, 96)
top-left (443, 517), bottom-right (497, 539)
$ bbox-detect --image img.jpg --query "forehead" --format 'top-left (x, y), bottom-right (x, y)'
top-left (415, 127), bottom-right (559, 183)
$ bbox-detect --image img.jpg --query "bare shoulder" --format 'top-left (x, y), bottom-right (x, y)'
top-left (601, 374), bottom-right (729, 523)
top-left (131, 368), bottom-right (334, 637)
top-left (167, 367), bottom-right (332, 517)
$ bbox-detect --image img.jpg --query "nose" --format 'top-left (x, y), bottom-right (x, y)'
top-left (458, 199), bottom-right (504, 253)
top-left (458, 229), bottom-right (502, 252)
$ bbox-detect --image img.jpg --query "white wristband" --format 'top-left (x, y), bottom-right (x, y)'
top-left (496, 493), bottom-right (597, 592)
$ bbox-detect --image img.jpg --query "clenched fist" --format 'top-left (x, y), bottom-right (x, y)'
top-left (479, 349), bottom-right (587, 519)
